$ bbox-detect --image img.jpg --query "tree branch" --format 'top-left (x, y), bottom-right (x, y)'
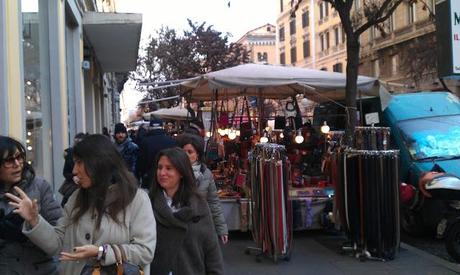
top-left (356, 0), bottom-right (404, 35)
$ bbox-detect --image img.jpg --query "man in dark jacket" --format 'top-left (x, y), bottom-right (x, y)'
top-left (136, 119), bottom-right (176, 189)
top-left (114, 123), bottom-right (139, 172)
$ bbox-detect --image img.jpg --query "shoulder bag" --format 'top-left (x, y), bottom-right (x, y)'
top-left (80, 244), bottom-right (144, 275)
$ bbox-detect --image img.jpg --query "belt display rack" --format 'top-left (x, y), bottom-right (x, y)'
top-left (341, 147), bottom-right (400, 261)
top-left (246, 143), bottom-right (293, 263)
top-left (354, 126), bottom-right (390, 151)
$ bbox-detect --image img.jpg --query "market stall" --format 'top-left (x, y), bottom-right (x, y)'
top-left (175, 63), bottom-right (382, 260)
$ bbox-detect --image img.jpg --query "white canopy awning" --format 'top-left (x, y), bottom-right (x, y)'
top-left (179, 64), bottom-right (379, 102)
top-left (143, 107), bottom-right (192, 121)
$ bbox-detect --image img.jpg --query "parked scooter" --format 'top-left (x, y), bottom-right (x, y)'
top-left (400, 171), bottom-right (460, 262)
top-left (425, 173), bottom-right (460, 262)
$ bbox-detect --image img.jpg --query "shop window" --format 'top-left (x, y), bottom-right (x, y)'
top-left (290, 47), bottom-right (297, 64)
top-left (373, 60), bottom-right (380, 77)
top-left (280, 52), bottom-right (286, 65)
top-left (389, 14), bottom-right (395, 32)
top-left (258, 52), bottom-right (268, 62)
top-left (408, 3), bottom-right (416, 24)
top-left (391, 55), bottom-right (398, 76)
top-left (354, 0), bottom-right (361, 11)
top-left (333, 63), bottom-right (343, 73)
top-left (303, 40), bottom-right (310, 58)
top-left (279, 26), bottom-right (285, 42)
top-left (319, 2), bottom-right (328, 20)
top-left (429, 0), bottom-right (435, 14)
top-left (302, 10), bottom-right (309, 28)
top-left (320, 33), bottom-right (325, 51)
top-left (290, 19), bottom-right (296, 35)
top-left (22, 0), bottom-right (51, 176)
top-left (334, 27), bottom-right (340, 45)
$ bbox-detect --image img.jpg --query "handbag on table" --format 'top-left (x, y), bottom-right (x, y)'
top-left (80, 244), bottom-right (144, 275)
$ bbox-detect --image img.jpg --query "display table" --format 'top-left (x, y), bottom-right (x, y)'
top-left (220, 190), bottom-right (333, 232)
top-left (220, 198), bottom-right (249, 231)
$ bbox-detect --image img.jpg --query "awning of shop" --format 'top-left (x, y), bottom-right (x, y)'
top-left (83, 12), bottom-right (142, 72)
top-left (143, 107), bottom-right (193, 121)
top-left (179, 64), bottom-right (379, 102)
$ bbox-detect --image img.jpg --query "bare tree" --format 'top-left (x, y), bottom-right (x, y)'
top-left (399, 33), bottom-right (437, 87)
top-left (131, 20), bottom-right (250, 103)
top-left (291, 0), bottom-right (407, 144)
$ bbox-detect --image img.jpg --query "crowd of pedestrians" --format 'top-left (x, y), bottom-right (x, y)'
top-left (0, 118), bottom-right (227, 275)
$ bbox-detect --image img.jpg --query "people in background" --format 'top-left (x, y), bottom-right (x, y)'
top-left (102, 127), bottom-right (111, 140)
top-left (6, 135), bottom-right (156, 275)
top-left (59, 132), bottom-right (88, 207)
top-left (183, 119), bottom-right (205, 137)
top-left (114, 122), bottom-right (139, 172)
top-left (149, 148), bottom-right (224, 275)
top-left (177, 133), bottom-right (229, 244)
top-left (0, 136), bottom-right (62, 275)
top-left (136, 119), bottom-right (176, 189)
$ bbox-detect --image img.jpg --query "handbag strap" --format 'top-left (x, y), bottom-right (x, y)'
top-left (110, 244), bottom-right (124, 275)
top-left (230, 99), bottom-right (238, 128)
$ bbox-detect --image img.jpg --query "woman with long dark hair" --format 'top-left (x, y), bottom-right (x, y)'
top-left (177, 133), bottom-right (229, 243)
top-left (0, 136), bottom-right (62, 274)
top-left (149, 147), bottom-right (223, 275)
top-left (6, 135), bottom-right (156, 274)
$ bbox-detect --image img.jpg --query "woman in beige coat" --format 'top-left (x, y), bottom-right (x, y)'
top-left (5, 135), bottom-right (156, 275)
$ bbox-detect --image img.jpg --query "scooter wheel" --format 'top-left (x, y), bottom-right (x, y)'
top-left (446, 222), bottom-right (460, 263)
top-left (400, 205), bottom-right (428, 237)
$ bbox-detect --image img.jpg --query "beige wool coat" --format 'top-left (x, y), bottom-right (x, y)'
top-left (23, 188), bottom-right (156, 275)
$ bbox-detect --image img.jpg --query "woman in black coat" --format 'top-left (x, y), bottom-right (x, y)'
top-left (0, 136), bottom-right (62, 275)
top-left (149, 148), bottom-right (224, 275)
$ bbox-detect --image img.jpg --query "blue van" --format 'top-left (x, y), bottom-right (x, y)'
top-left (383, 91), bottom-right (460, 261)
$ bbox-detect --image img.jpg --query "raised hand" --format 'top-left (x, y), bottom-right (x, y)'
top-left (5, 186), bottom-right (39, 227)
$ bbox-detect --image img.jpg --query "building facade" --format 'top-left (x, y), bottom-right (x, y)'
top-left (237, 23), bottom-right (277, 64)
top-left (0, 0), bottom-right (141, 191)
top-left (276, 0), bottom-right (458, 93)
top-left (276, 0), bottom-right (347, 72)
top-left (359, 0), bottom-right (438, 91)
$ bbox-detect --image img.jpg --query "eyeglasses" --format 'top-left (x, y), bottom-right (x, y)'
top-left (1, 153), bottom-right (25, 168)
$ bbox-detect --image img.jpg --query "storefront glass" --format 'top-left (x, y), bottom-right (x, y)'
top-left (22, 0), bottom-right (50, 176)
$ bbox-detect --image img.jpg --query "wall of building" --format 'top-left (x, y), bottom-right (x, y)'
top-left (276, 0), bottom-right (346, 72)
top-left (237, 24), bottom-right (276, 65)
top-left (359, 1), bottom-right (437, 91)
top-left (276, 0), bottom-right (451, 93)
top-left (0, 0), bottom-right (128, 192)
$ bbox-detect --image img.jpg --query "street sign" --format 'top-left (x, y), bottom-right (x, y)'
top-left (436, 0), bottom-right (460, 78)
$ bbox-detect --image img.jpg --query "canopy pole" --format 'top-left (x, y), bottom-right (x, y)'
top-left (258, 88), bottom-right (264, 135)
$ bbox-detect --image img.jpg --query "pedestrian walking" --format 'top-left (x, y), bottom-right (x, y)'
top-left (177, 133), bottom-right (229, 243)
top-left (114, 122), bottom-right (139, 172)
top-left (0, 136), bottom-right (62, 275)
top-left (136, 119), bottom-right (176, 189)
top-left (59, 132), bottom-right (87, 207)
top-left (149, 147), bottom-right (224, 275)
top-left (6, 134), bottom-right (156, 275)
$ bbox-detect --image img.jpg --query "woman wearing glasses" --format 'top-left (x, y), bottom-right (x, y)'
top-left (0, 136), bottom-right (62, 274)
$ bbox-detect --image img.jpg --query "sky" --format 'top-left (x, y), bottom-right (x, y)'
top-left (116, 0), bottom-right (278, 44)
top-left (115, 0), bottom-right (279, 120)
